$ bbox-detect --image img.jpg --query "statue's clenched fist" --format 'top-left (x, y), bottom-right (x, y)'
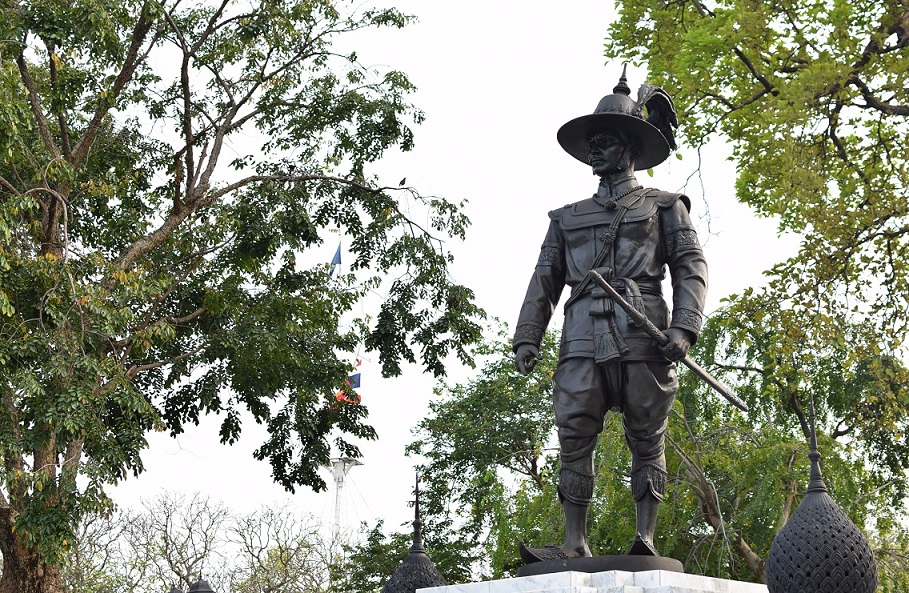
top-left (658, 327), bottom-right (694, 362)
top-left (514, 344), bottom-right (541, 375)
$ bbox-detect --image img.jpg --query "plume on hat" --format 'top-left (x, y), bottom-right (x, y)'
top-left (636, 84), bottom-right (678, 151)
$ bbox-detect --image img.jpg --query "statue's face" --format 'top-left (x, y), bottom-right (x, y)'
top-left (587, 132), bottom-right (627, 177)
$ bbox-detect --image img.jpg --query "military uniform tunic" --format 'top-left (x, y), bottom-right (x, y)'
top-left (514, 188), bottom-right (708, 465)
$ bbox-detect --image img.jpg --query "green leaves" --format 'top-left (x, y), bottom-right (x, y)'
top-left (607, 1), bottom-right (909, 323)
top-left (0, 0), bottom-right (483, 581)
top-left (363, 316), bottom-right (909, 585)
top-left (606, 4), bottom-right (909, 584)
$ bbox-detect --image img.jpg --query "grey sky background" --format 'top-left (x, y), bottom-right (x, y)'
top-left (111, 0), bottom-right (799, 540)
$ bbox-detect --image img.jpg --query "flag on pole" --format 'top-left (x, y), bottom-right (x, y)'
top-left (329, 242), bottom-right (341, 277)
top-left (335, 359), bottom-right (363, 404)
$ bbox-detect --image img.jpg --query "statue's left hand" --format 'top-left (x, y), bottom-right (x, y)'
top-left (659, 328), bottom-right (694, 362)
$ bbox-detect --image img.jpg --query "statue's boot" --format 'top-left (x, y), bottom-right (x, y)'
top-left (519, 501), bottom-right (592, 563)
top-left (519, 542), bottom-right (571, 563)
top-left (627, 457), bottom-right (667, 556)
top-left (627, 492), bottom-right (661, 556)
top-left (562, 500), bottom-right (593, 557)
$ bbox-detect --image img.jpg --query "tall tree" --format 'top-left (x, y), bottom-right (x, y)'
top-left (601, 0), bottom-right (909, 465)
top-left (605, 1), bottom-right (909, 326)
top-left (0, 1), bottom-right (483, 591)
top-left (602, 2), bottom-right (909, 585)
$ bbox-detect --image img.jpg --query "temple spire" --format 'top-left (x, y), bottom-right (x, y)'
top-left (379, 472), bottom-right (447, 593)
top-left (411, 475), bottom-right (425, 553)
top-left (806, 394), bottom-right (827, 493)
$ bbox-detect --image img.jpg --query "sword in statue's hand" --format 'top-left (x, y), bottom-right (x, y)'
top-left (587, 270), bottom-right (749, 413)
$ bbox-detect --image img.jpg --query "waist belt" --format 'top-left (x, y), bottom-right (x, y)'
top-left (585, 273), bottom-right (659, 364)
top-left (566, 277), bottom-right (662, 310)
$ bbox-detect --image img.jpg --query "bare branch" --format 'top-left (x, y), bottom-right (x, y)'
top-left (190, 0), bottom-right (231, 54)
top-left (0, 175), bottom-right (19, 195)
top-left (113, 201), bottom-right (193, 270)
top-left (165, 308), bottom-right (204, 326)
top-left (160, 8), bottom-right (196, 204)
top-left (44, 40), bottom-right (72, 160)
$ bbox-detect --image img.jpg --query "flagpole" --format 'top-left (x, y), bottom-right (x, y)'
top-left (329, 456), bottom-right (362, 545)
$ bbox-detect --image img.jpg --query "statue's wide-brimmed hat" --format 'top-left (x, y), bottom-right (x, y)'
top-left (557, 68), bottom-right (678, 171)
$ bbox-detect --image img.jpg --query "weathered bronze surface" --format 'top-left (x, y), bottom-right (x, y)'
top-left (588, 270), bottom-right (747, 412)
top-left (513, 67), bottom-right (707, 564)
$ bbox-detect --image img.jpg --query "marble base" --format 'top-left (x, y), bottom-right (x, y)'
top-left (418, 569), bottom-right (768, 593)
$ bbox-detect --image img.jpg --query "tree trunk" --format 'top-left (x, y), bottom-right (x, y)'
top-left (0, 509), bottom-right (65, 593)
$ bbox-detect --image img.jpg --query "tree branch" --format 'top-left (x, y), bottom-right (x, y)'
top-left (160, 8), bottom-right (196, 205)
top-left (0, 175), bottom-right (19, 195)
top-left (126, 344), bottom-right (208, 378)
top-left (114, 171), bottom-right (381, 271)
top-left (44, 40), bottom-right (72, 161)
top-left (848, 74), bottom-right (909, 116)
top-left (732, 47), bottom-right (775, 94)
top-left (854, 5), bottom-right (909, 69)
top-left (777, 450), bottom-right (798, 529)
top-left (189, 0), bottom-right (230, 54)
top-left (71, 4), bottom-right (158, 168)
top-left (669, 426), bottom-right (767, 581)
top-left (165, 308), bottom-right (204, 326)
top-left (788, 391), bottom-right (810, 441)
top-left (60, 438), bottom-right (84, 493)
top-left (827, 101), bottom-right (873, 186)
top-left (16, 51), bottom-right (61, 160)
top-left (113, 201), bottom-right (194, 270)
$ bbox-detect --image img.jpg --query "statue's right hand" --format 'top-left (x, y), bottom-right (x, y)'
top-left (514, 344), bottom-right (541, 375)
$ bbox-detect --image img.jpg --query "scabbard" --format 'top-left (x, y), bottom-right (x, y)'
top-left (587, 270), bottom-right (749, 413)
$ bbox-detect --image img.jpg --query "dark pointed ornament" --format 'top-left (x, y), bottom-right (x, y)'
top-left (765, 396), bottom-right (878, 593)
top-left (381, 476), bottom-right (447, 593)
top-left (612, 64), bottom-right (632, 96)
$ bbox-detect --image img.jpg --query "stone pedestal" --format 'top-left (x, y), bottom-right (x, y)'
top-left (418, 570), bottom-right (768, 593)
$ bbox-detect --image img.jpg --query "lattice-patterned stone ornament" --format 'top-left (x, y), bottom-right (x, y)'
top-left (765, 400), bottom-right (878, 593)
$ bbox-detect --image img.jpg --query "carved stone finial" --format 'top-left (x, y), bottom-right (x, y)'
top-left (380, 473), bottom-right (447, 593)
top-left (765, 396), bottom-right (878, 593)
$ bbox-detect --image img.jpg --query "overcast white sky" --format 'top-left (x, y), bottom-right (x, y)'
top-left (111, 0), bottom-right (799, 544)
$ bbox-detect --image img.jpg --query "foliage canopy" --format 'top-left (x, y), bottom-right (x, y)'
top-left (0, 0), bottom-right (482, 589)
top-left (604, 0), bottom-right (909, 386)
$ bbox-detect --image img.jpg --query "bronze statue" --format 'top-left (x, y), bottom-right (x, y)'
top-left (514, 68), bottom-right (708, 562)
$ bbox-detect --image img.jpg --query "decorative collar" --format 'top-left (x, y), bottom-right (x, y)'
top-left (593, 180), bottom-right (643, 210)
